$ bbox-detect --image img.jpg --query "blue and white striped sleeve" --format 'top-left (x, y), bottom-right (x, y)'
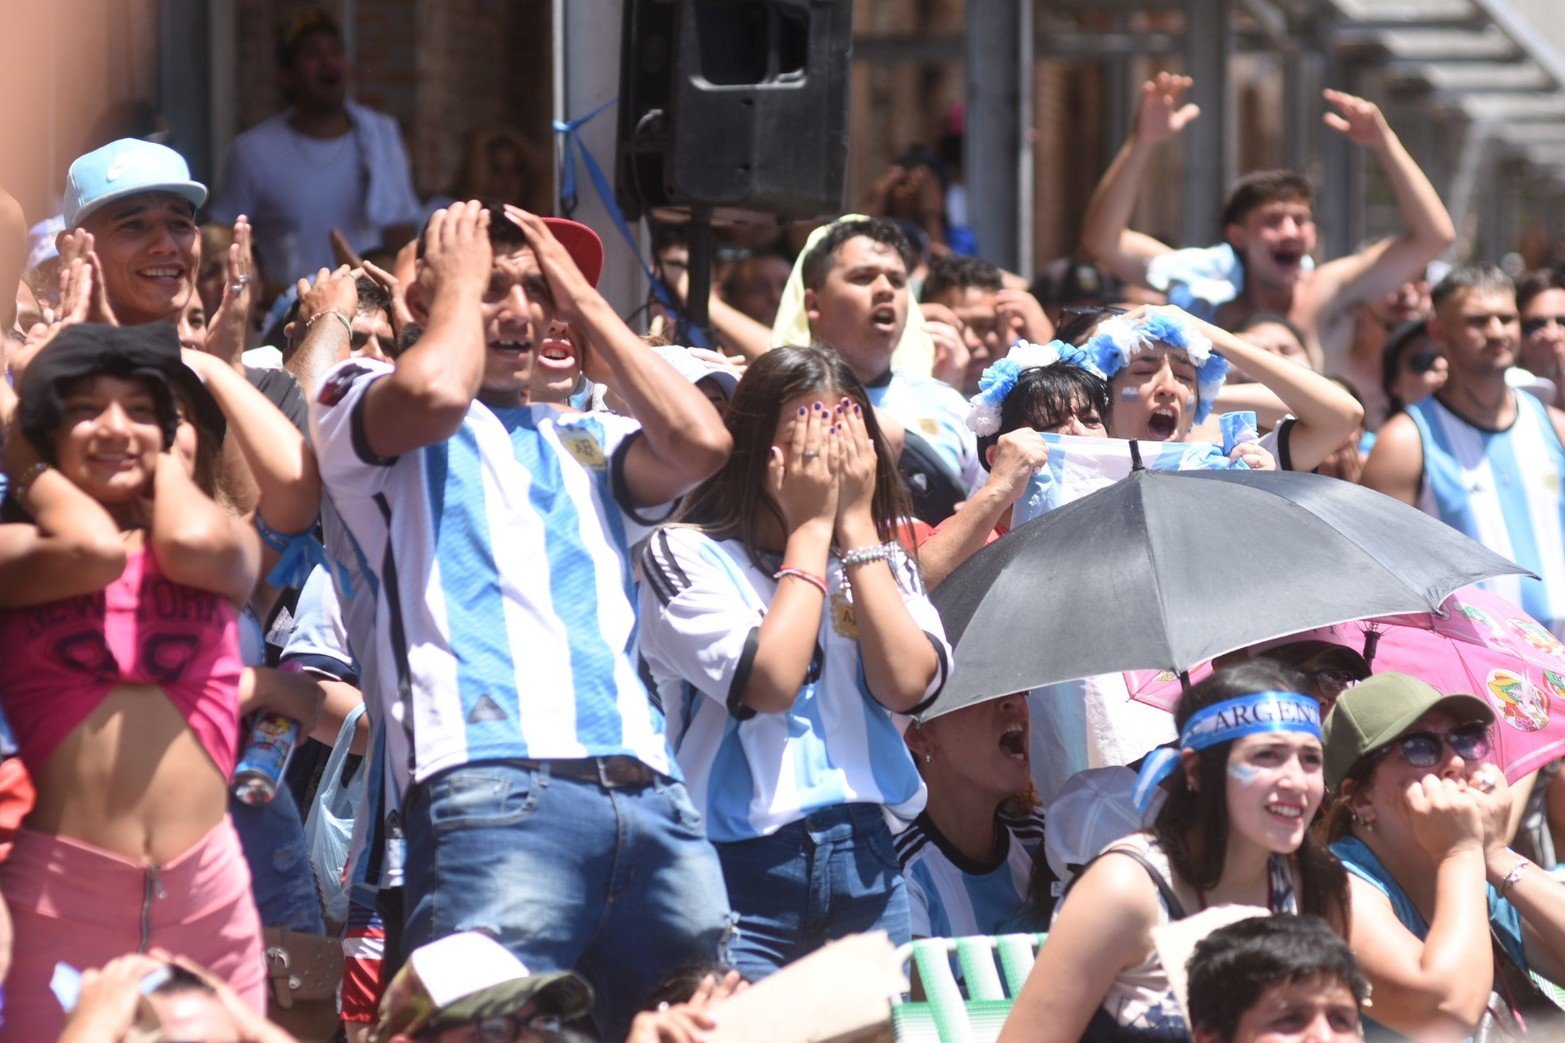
top-left (308, 357), bottom-right (398, 494)
top-left (638, 527), bottom-right (768, 721)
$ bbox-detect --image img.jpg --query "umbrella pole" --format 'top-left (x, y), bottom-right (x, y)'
top-left (1179, 670), bottom-right (1193, 698)
top-left (1363, 628), bottom-right (1382, 670)
top-left (1130, 439), bottom-right (1145, 472)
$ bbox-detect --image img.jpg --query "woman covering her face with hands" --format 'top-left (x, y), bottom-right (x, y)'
top-left (639, 344), bottom-right (950, 980)
top-left (1324, 673), bottom-right (1565, 1040)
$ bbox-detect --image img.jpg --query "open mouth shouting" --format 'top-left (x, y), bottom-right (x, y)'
top-left (1145, 404), bottom-right (1181, 440)
top-left (1271, 245), bottom-right (1305, 276)
top-left (535, 333), bottom-right (578, 373)
top-left (870, 304), bottom-right (900, 335)
top-left (998, 722), bottom-right (1028, 763)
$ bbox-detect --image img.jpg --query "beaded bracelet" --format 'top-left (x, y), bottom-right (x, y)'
top-left (840, 542), bottom-right (896, 569)
top-left (773, 566), bottom-right (828, 596)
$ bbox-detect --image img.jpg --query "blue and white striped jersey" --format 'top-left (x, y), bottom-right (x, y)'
top-left (638, 526), bottom-right (947, 842)
top-left (868, 371), bottom-right (984, 495)
top-left (896, 810), bottom-right (1051, 939)
top-left (1408, 393), bottom-right (1565, 638)
top-left (309, 358), bottom-right (678, 788)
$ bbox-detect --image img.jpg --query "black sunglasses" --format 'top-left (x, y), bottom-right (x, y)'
top-left (1373, 722), bottom-right (1490, 768)
top-left (1522, 315), bottom-right (1565, 337)
top-left (1404, 348), bottom-right (1444, 374)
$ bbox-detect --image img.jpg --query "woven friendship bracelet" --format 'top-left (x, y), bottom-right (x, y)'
top-left (773, 566), bottom-right (828, 596)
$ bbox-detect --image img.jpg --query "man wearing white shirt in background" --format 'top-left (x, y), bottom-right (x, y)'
top-left (210, 6), bottom-right (421, 291)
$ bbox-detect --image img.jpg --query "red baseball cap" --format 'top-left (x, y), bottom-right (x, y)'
top-left (540, 217), bottom-right (604, 289)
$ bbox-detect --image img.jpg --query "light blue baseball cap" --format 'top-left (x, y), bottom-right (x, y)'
top-left (63, 138), bottom-right (207, 229)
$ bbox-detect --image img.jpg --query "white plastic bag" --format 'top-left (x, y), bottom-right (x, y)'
top-left (302, 703), bottom-right (367, 925)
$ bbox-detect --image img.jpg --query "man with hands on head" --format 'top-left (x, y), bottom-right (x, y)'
top-left (1081, 73), bottom-right (1455, 372)
top-left (919, 255), bottom-right (1054, 397)
top-left (308, 200), bottom-right (733, 1040)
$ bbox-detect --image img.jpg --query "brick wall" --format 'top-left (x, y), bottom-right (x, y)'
top-left (229, 0), bottom-right (553, 205)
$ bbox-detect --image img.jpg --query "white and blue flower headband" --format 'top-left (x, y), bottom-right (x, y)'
top-left (1084, 310), bottom-right (1230, 424)
top-left (966, 339), bottom-right (1106, 437)
top-left (1131, 691), bottom-right (1322, 811)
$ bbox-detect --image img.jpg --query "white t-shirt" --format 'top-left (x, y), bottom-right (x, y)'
top-left (211, 103), bottom-right (421, 286)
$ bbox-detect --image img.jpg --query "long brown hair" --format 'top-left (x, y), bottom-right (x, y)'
top-left (1153, 660), bottom-right (1349, 928)
top-left (678, 344), bottom-right (910, 569)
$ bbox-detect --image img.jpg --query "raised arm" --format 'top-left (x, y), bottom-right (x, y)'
top-left (0, 439), bottom-right (126, 608)
top-left (739, 403), bottom-right (839, 715)
top-left (182, 349), bottom-right (321, 534)
top-left (285, 265), bottom-right (360, 397)
top-left (1191, 311), bottom-right (1364, 471)
top-left (202, 216), bottom-right (258, 369)
top-left (150, 451), bottom-right (260, 605)
top-left (1079, 73), bottom-right (1195, 287)
top-left (507, 206), bottom-right (731, 507)
top-left (918, 430), bottom-right (1048, 590)
top-left (1309, 90), bottom-right (1456, 324)
top-left (359, 202), bottom-right (493, 460)
top-left (834, 402), bottom-right (938, 712)
top-left (686, 270), bottom-right (773, 363)
top-left (1345, 779), bottom-right (1494, 1037)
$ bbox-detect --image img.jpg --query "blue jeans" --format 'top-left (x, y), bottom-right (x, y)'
top-left (402, 761), bottom-right (733, 1039)
top-left (715, 803), bottom-right (910, 980)
top-left (229, 788), bottom-right (325, 934)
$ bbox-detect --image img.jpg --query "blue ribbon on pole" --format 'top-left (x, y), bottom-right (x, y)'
top-left (552, 99), bottom-right (708, 347)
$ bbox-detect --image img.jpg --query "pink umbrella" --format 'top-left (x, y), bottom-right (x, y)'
top-left (1269, 588), bottom-right (1565, 781)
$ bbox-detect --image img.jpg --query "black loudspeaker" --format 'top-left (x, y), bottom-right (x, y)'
top-left (616, 0), bottom-right (854, 222)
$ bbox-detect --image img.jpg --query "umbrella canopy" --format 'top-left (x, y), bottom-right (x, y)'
top-left (926, 466), bottom-right (1529, 718)
top-left (1275, 588), bottom-right (1565, 781)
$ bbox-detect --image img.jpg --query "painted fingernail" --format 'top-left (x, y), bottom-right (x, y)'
top-left (798, 407), bottom-right (807, 416)
top-left (853, 404), bottom-right (862, 415)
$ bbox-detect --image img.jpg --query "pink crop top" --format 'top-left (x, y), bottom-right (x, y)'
top-left (0, 545), bottom-right (243, 779)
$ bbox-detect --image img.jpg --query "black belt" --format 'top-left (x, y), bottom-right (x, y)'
top-left (520, 756), bottom-right (658, 789)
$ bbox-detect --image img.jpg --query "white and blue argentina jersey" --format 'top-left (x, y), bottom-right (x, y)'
top-left (1407, 393), bottom-right (1565, 638)
top-left (309, 357), bottom-right (677, 789)
top-left (638, 526), bottom-right (948, 843)
top-left (867, 370), bottom-right (985, 495)
top-left (896, 810), bottom-right (1047, 939)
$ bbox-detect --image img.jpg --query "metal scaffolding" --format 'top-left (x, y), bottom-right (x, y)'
top-left (857, 0), bottom-right (1565, 273)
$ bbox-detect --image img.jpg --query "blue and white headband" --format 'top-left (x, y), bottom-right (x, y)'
top-left (1083, 309), bottom-right (1230, 424)
top-left (966, 339), bottom-right (1106, 437)
top-left (1131, 691), bottom-right (1322, 811)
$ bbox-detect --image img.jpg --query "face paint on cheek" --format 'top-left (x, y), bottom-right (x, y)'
top-left (1120, 388), bottom-right (1141, 401)
top-left (1185, 397), bottom-right (1197, 411)
top-left (1228, 762), bottom-right (1261, 784)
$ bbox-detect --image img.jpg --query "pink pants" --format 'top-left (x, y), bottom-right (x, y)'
top-left (0, 818), bottom-right (266, 1041)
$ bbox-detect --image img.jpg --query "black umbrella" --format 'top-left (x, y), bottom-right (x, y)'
top-left (925, 465), bottom-right (1531, 717)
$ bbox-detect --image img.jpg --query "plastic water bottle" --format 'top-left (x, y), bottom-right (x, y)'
top-left (232, 712), bottom-right (302, 805)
